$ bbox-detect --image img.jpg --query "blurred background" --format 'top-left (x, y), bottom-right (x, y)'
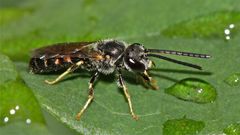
top-left (0, 0), bottom-right (240, 135)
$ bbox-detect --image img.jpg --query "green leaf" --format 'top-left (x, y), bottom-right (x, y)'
top-left (223, 123), bottom-right (240, 135)
top-left (0, 53), bottom-right (18, 84)
top-left (0, 122), bottom-right (52, 135)
top-left (224, 73), bottom-right (240, 87)
top-left (0, 54), bottom-right (51, 135)
top-left (0, 8), bottom-right (33, 26)
top-left (162, 117), bottom-right (205, 135)
top-left (0, 81), bottom-right (45, 125)
top-left (162, 11), bottom-right (240, 39)
top-left (165, 78), bottom-right (217, 103)
top-left (1, 0), bottom-right (240, 134)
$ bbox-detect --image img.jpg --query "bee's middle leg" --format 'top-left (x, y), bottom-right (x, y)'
top-left (76, 72), bottom-right (99, 120)
top-left (118, 70), bottom-right (138, 120)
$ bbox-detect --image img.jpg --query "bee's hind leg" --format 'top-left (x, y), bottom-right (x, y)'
top-left (45, 61), bottom-right (84, 85)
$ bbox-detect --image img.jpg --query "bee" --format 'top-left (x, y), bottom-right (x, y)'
top-left (29, 39), bottom-right (210, 120)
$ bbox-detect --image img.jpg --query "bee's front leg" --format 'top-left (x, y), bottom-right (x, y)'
top-left (140, 70), bottom-right (159, 90)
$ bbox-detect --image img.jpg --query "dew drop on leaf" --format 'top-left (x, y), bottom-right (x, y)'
top-left (3, 117), bottom-right (9, 123)
top-left (226, 36), bottom-right (231, 40)
top-left (165, 78), bottom-right (217, 103)
top-left (229, 24), bottom-right (235, 29)
top-left (15, 105), bottom-right (20, 110)
top-left (9, 109), bottom-right (16, 115)
top-left (223, 123), bottom-right (240, 135)
top-left (224, 29), bottom-right (230, 35)
top-left (163, 117), bottom-right (205, 135)
top-left (26, 118), bottom-right (31, 124)
top-left (224, 73), bottom-right (240, 87)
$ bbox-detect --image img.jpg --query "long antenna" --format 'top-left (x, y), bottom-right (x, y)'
top-left (146, 49), bottom-right (211, 58)
top-left (147, 54), bottom-right (202, 70)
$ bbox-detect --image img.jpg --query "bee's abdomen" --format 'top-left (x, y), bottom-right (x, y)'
top-left (29, 57), bottom-right (73, 73)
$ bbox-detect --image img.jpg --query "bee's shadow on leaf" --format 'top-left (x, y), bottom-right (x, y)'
top-left (53, 68), bottom-right (212, 90)
top-left (150, 68), bottom-right (212, 75)
top-left (123, 68), bottom-right (213, 90)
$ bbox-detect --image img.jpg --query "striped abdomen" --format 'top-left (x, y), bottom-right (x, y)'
top-left (29, 42), bottom-right (96, 73)
top-left (29, 56), bottom-right (81, 73)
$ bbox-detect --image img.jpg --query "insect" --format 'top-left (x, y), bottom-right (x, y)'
top-left (29, 39), bottom-right (210, 120)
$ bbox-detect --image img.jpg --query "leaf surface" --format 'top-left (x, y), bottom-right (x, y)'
top-left (1, 0), bottom-right (240, 134)
top-left (0, 53), bottom-right (52, 135)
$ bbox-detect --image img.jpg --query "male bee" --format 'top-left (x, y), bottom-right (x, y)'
top-left (29, 39), bottom-right (210, 120)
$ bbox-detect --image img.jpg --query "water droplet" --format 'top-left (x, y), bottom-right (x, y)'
top-left (197, 88), bottom-right (203, 94)
top-left (15, 105), bottom-right (19, 110)
top-left (26, 118), bottom-right (31, 124)
top-left (9, 109), bottom-right (16, 115)
top-left (3, 117), bottom-right (9, 123)
top-left (163, 117), bottom-right (205, 135)
top-left (226, 36), bottom-right (231, 40)
top-left (224, 29), bottom-right (230, 35)
top-left (224, 23), bottom-right (236, 41)
top-left (225, 73), bottom-right (240, 87)
top-left (229, 24), bottom-right (235, 29)
top-left (223, 123), bottom-right (240, 135)
top-left (165, 78), bottom-right (217, 103)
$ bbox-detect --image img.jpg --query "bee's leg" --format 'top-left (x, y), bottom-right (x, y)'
top-left (118, 70), bottom-right (138, 120)
top-left (141, 70), bottom-right (159, 90)
top-left (76, 72), bottom-right (99, 120)
top-left (136, 75), bottom-right (151, 89)
top-left (45, 61), bottom-right (84, 85)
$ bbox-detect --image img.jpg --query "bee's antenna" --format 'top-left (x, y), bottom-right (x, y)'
top-left (146, 49), bottom-right (211, 59)
top-left (146, 53), bottom-right (202, 70)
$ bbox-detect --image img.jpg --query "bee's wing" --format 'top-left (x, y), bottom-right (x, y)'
top-left (31, 42), bottom-right (96, 59)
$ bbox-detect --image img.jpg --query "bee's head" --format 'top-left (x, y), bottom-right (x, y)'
top-left (123, 43), bottom-right (152, 72)
top-left (123, 42), bottom-right (211, 72)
